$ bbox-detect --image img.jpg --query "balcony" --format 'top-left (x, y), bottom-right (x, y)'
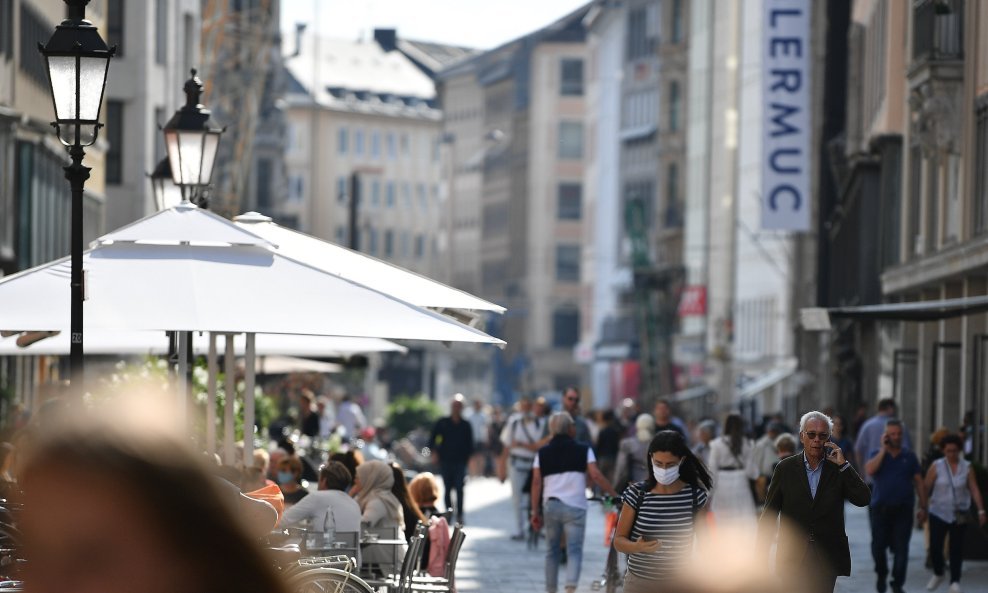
top-left (912, 0), bottom-right (963, 65)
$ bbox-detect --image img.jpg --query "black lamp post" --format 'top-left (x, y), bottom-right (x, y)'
top-left (149, 157), bottom-right (183, 211)
top-left (38, 0), bottom-right (115, 383)
top-left (162, 69), bottom-right (224, 209)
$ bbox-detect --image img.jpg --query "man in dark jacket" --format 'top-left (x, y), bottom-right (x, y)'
top-left (429, 394), bottom-right (473, 524)
top-left (757, 411), bottom-right (872, 593)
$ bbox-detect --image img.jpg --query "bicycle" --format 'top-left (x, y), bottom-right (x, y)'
top-left (587, 495), bottom-right (623, 593)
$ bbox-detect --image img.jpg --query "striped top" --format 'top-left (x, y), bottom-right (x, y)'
top-left (622, 482), bottom-right (707, 580)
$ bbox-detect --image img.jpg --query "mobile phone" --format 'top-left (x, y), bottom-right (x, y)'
top-left (827, 447), bottom-right (838, 458)
top-left (883, 436), bottom-right (891, 446)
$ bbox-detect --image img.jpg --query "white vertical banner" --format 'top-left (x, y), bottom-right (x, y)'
top-left (762, 0), bottom-right (811, 231)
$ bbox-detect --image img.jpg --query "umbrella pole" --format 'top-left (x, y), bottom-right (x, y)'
top-left (177, 330), bottom-right (188, 427)
top-left (224, 334), bottom-right (236, 466)
top-left (243, 332), bottom-right (256, 469)
top-left (206, 332), bottom-right (218, 455)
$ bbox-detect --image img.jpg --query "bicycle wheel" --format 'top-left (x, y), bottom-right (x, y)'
top-left (285, 567), bottom-right (376, 593)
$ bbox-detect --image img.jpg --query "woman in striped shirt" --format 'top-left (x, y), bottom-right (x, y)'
top-left (613, 430), bottom-right (712, 592)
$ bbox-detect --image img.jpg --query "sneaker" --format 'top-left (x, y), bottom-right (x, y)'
top-left (927, 575), bottom-right (943, 591)
top-left (947, 583), bottom-right (961, 593)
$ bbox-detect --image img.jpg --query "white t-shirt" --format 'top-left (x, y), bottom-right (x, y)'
top-left (281, 489), bottom-right (362, 537)
top-left (533, 447), bottom-right (596, 510)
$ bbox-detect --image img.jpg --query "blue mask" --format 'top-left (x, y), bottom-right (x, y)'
top-left (277, 471), bottom-right (295, 485)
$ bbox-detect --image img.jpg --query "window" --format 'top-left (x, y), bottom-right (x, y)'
top-left (106, 101), bottom-right (124, 184)
top-left (976, 101), bottom-right (988, 234)
top-left (386, 182), bottom-right (395, 207)
top-left (552, 308), bottom-right (580, 348)
top-left (417, 183), bottom-right (427, 208)
top-left (371, 131), bottom-right (381, 159)
top-left (384, 230), bottom-right (394, 257)
top-left (665, 163), bottom-right (681, 227)
top-left (402, 182), bottom-right (411, 207)
top-left (155, 0), bottom-right (167, 64)
top-left (367, 228), bottom-right (378, 254)
top-left (908, 145), bottom-right (922, 257)
top-left (154, 107), bottom-right (166, 164)
top-left (626, 6), bottom-right (657, 61)
top-left (338, 127), bottom-right (349, 155)
top-left (336, 176), bottom-right (347, 203)
top-left (558, 122), bottom-right (584, 160)
top-left (0, 0), bottom-right (13, 59)
top-left (400, 231), bottom-right (409, 257)
top-left (556, 245), bottom-right (581, 282)
top-left (624, 180), bottom-right (655, 234)
top-left (183, 13), bottom-right (195, 75)
top-left (254, 158), bottom-right (271, 211)
top-left (336, 226), bottom-right (346, 244)
top-left (289, 175), bottom-right (305, 202)
top-left (18, 3), bottom-right (50, 86)
top-left (668, 81), bottom-right (681, 132)
top-left (387, 133), bottom-right (396, 159)
top-left (107, 0), bottom-right (124, 56)
top-left (415, 234), bottom-right (425, 257)
top-left (560, 59), bottom-right (584, 96)
top-left (354, 129), bottom-right (364, 155)
top-left (401, 133), bottom-right (410, 156)
top-left (558, 183), bottom-right (582, 220)
top-left (671, 0), bottom-right (684, 43)
top-left (371, 180), bottom-right (380, 206)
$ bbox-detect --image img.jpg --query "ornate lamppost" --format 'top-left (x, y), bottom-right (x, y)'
top-left (162, 69), bottom-right (224, 209)
top-left (38, 0), bottom-right (115, 382)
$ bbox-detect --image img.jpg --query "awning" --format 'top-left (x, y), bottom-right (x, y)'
top-left (738, 364), bottom-right (797, 400)
top-left (802, 295), bottom-right (988, 329)
top-left (673, 385), bottom-right (714, 402)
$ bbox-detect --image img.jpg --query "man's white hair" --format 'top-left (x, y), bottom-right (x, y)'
top-left (799, 410), bottom-right (834, 433)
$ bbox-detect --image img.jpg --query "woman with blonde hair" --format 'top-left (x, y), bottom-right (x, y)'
top-left (614, 414), bottom-right (655, 489)
top-left (408, 472), bottom-right (443, 517)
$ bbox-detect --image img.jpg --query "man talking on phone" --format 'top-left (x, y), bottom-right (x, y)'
top-left (864, 419), bottom-right (927, 593)
top-left (758, 411), bottom-right (871, 593)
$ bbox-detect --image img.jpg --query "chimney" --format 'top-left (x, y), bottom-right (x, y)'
top-left (374, 28), bottom-right (397, 52)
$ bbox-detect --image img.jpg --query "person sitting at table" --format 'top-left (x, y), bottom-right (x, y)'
top-left (390, 462), bottom-right (427, 541)
top-left (408, 472), bottom-right (444, 518)
top-left (353, 460), bottom-right (407, 573)
top-left (281, 461), bottom-right (361, 539)
top-left (276, 454), bottom-right (309, 506)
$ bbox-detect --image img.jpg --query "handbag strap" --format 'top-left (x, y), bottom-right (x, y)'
top-left (943, 458), bottom-right (966, 509)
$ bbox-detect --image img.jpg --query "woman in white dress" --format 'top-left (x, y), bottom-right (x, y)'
top-left (707, 413), bottom-right (757, 527)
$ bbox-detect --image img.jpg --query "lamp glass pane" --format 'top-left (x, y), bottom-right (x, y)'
top-left (177, 131), bottom-right (205, 185)
top-left (78, 57), bottom-right (109, 121)
top-left (164, 130), bottom-right (183, 184)
top-left (57, 124), bottom-right (97, 146)
top-left (199, 132), bottom-right (220, 185)
top-left (48, 56), bottom-right (78, 120)
top-left (156, 178), bottom-right (184, 210)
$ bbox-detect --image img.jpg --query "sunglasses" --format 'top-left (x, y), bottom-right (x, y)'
top-left (803, 431), bottom-right (830, 441)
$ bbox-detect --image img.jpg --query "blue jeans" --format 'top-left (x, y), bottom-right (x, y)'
top-left (544, 498), bottom-right (586, 593)
top-left (870, 504), bottom-right (913, 589)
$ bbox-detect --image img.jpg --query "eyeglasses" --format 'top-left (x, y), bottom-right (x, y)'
top-left (803, 431), bottom-right (831, 441)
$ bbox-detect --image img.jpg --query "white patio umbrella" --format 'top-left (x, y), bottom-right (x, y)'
top-left (0, 330), bottom-right (407, 357)
top-left (234, 212), bottom-right (505, 320)
top-left (0, 203), bottom-right (503, 463)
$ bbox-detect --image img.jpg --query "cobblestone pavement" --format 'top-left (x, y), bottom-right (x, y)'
top-left (452, 477), bottom-right (988, 593)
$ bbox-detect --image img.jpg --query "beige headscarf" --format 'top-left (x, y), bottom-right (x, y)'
top-left (355, 460), bottom-right (402, 518)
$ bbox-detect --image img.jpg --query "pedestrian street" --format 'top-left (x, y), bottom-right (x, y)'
top-left (452, 477), bottom-right (988, 593)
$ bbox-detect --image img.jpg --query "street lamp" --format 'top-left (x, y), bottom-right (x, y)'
top-left (162, 69), bottom-right (224, 208)
top-left (38, 0), bottom-right (115, 382)
top-left (149, 157), bottom-right (183, 211)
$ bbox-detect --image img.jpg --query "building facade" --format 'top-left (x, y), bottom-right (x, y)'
top-left (439, 7), bottom-right (593, 404)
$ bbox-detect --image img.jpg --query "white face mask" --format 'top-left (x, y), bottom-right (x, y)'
top-left (652, 462), bottom-right (681, 485)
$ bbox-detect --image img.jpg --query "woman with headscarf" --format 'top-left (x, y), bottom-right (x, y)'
top-left (614, 414), bottom-right (655, 490)
top-left (353, 460), bottom-right (407, 573)
top-left (708, 413), bottom-right (757, 527)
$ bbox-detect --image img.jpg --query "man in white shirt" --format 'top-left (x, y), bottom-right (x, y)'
top-left (501, 397), bottom-right (548, 540)
top-left (467, 398), bottom-right (490, 476)
top-left (531, 412), bottom-right (618, 593)
top-left (336, 394), bottom-right (367, 440)
top-left (281, 461), bottom-right (362, 541)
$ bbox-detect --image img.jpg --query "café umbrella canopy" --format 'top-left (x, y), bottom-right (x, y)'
top-left (38, 0), bottom-right (115, 147)
top-left (0, 330), bottom-right (408, 357)
top-left (0, 203), bottom-right (504, 346)
top-left (162, 70), bottom-right (224, 204)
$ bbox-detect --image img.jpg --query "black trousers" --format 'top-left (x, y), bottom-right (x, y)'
top-left (800, 541), bottom-right (838, 593)
top-left (929, 514), bottom-right (966, 583)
